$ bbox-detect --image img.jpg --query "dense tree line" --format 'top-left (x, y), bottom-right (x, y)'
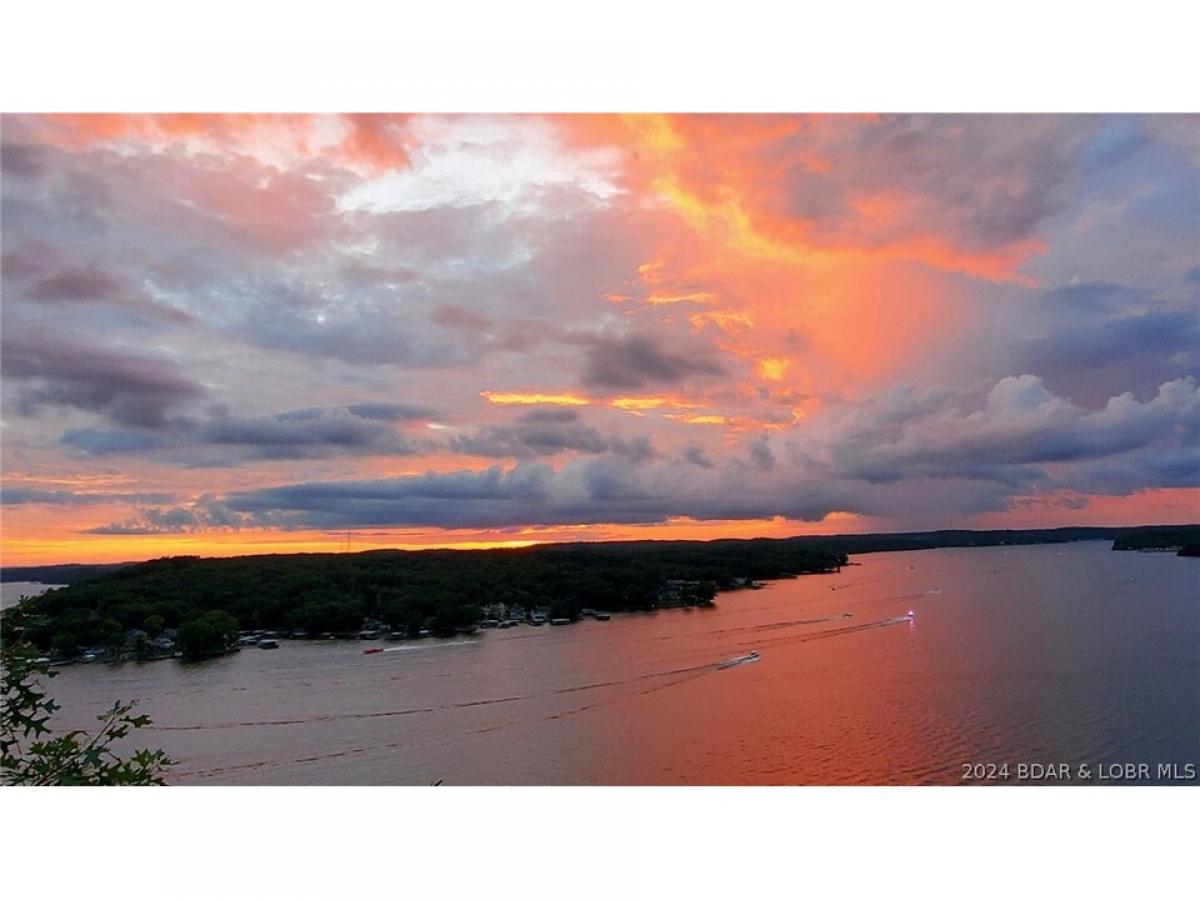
top-left (1110, 526), bottom-right (1200, 552)
top-left (7, 525), bottom-right (1193, 659)
top-left (2, 539), bottom-right (845, 656)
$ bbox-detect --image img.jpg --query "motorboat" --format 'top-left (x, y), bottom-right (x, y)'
top-left (716, 650), bottom-right (759, 669)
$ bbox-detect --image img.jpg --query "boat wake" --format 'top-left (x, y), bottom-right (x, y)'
top-left (169, 613), bottom-right (916, 779)
top-left (161, 616), bottom-right (914, 737)
top-left (716, 650), bottom-right (760, 669)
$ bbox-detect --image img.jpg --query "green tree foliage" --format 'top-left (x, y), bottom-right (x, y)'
top-left (2, 538), bottom-right (851, 657)
top-left (176, 610), bottom-right (240, 658)
top-left (1111, 526), bottom-right (1200, 551)
top-left (1, 642), bottom-right (175, 785)
top-left (430, 604), bottom-right (483, 637)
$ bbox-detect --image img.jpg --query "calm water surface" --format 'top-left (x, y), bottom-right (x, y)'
top-left (44, 543), bottom-right (1199, 784)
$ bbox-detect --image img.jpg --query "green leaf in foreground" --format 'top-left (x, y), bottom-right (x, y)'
top-left (1, 641), bottom-right (176, 786)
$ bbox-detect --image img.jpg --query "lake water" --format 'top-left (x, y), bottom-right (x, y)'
top-left (41, 542), bottom-right (1199, 785)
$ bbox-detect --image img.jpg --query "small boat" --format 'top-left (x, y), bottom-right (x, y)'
top-left (363, 647), bottom-right (383, 655)
top-left (257, 639), bottom-right (279, 649)
top-left (550, 617), bottom-right (571, 626)
top-left (592, 612), bottom-right (611, 621)
top-left (716, 650), bottom-right (759, 669)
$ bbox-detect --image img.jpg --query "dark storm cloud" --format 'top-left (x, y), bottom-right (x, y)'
top-left (579, 334), bottom-right (726, 390)
top-left (1, 329), bottom-right (205, 427)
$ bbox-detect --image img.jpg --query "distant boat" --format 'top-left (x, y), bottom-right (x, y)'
top-left (257, 639), bottom-right (279, 649)
top-left (716, 650), bottom-right (759, 669)
top-left (363, 647), bottom-right (383, 655)
top-left (550, 617), bottom-right (571, 625)
top-left (592, 612), bottom-right (611, 621)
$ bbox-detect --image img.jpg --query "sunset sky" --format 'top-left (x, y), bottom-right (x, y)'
top-left (1, 113), bottom-right (1197, 564)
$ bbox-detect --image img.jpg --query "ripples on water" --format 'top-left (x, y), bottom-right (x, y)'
top-left (43, 543), bottom-right (1199, 785)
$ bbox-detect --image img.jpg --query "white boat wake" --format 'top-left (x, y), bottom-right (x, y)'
top-left (716, 650), bottom-right (761, 670)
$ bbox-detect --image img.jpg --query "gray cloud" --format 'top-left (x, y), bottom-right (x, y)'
top-left (347, 402), bottom-right (439, 422)
top-left (580, 333), bottom-right (726, 390)
top-left (682, 443), bottom-right (714, 469)
top-left (61, 407), bottom-right (427, 462)
top-left (777, 114), bottom-right (1088, 253)
top-left (86, 497), bottom-right (250, 534)
top-left (747, 435), bottom-right (776, 471)
top-left (11, 261), bottom-right (193, 323)
top-left (2, 329), bottom-right (205, 426)
top-left (790, 375), bottom-right (1200, 494)
top-left (60, 428), bottom-right (170, 455)
top-left (0, 486), bottom-right (176, 506)
top-left (195, 411), bottom-right (420, 460)
top-left (450, 408), bottom-right (609, 458)
top-left (1018, 282), bottom-right (1200, 405)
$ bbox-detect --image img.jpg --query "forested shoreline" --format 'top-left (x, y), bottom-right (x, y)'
top-left (3, 525), bottom-right (1195, 662)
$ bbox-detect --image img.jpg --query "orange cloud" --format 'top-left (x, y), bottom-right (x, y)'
top-left (481, 390), bottom-right (590, 406)
top-left (13, 113), bottom-right (412, 172)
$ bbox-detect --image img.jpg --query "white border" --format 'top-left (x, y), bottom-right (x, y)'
top-left (2, 1), bottom-right (1198, 111)
top-left (3, 787), bottom-right (1195, 898)
top-left (2, 5), bottom-right (1196, 897)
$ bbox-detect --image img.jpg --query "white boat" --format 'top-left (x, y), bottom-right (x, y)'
top-left (716, 650), bottom-right (759, 669)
